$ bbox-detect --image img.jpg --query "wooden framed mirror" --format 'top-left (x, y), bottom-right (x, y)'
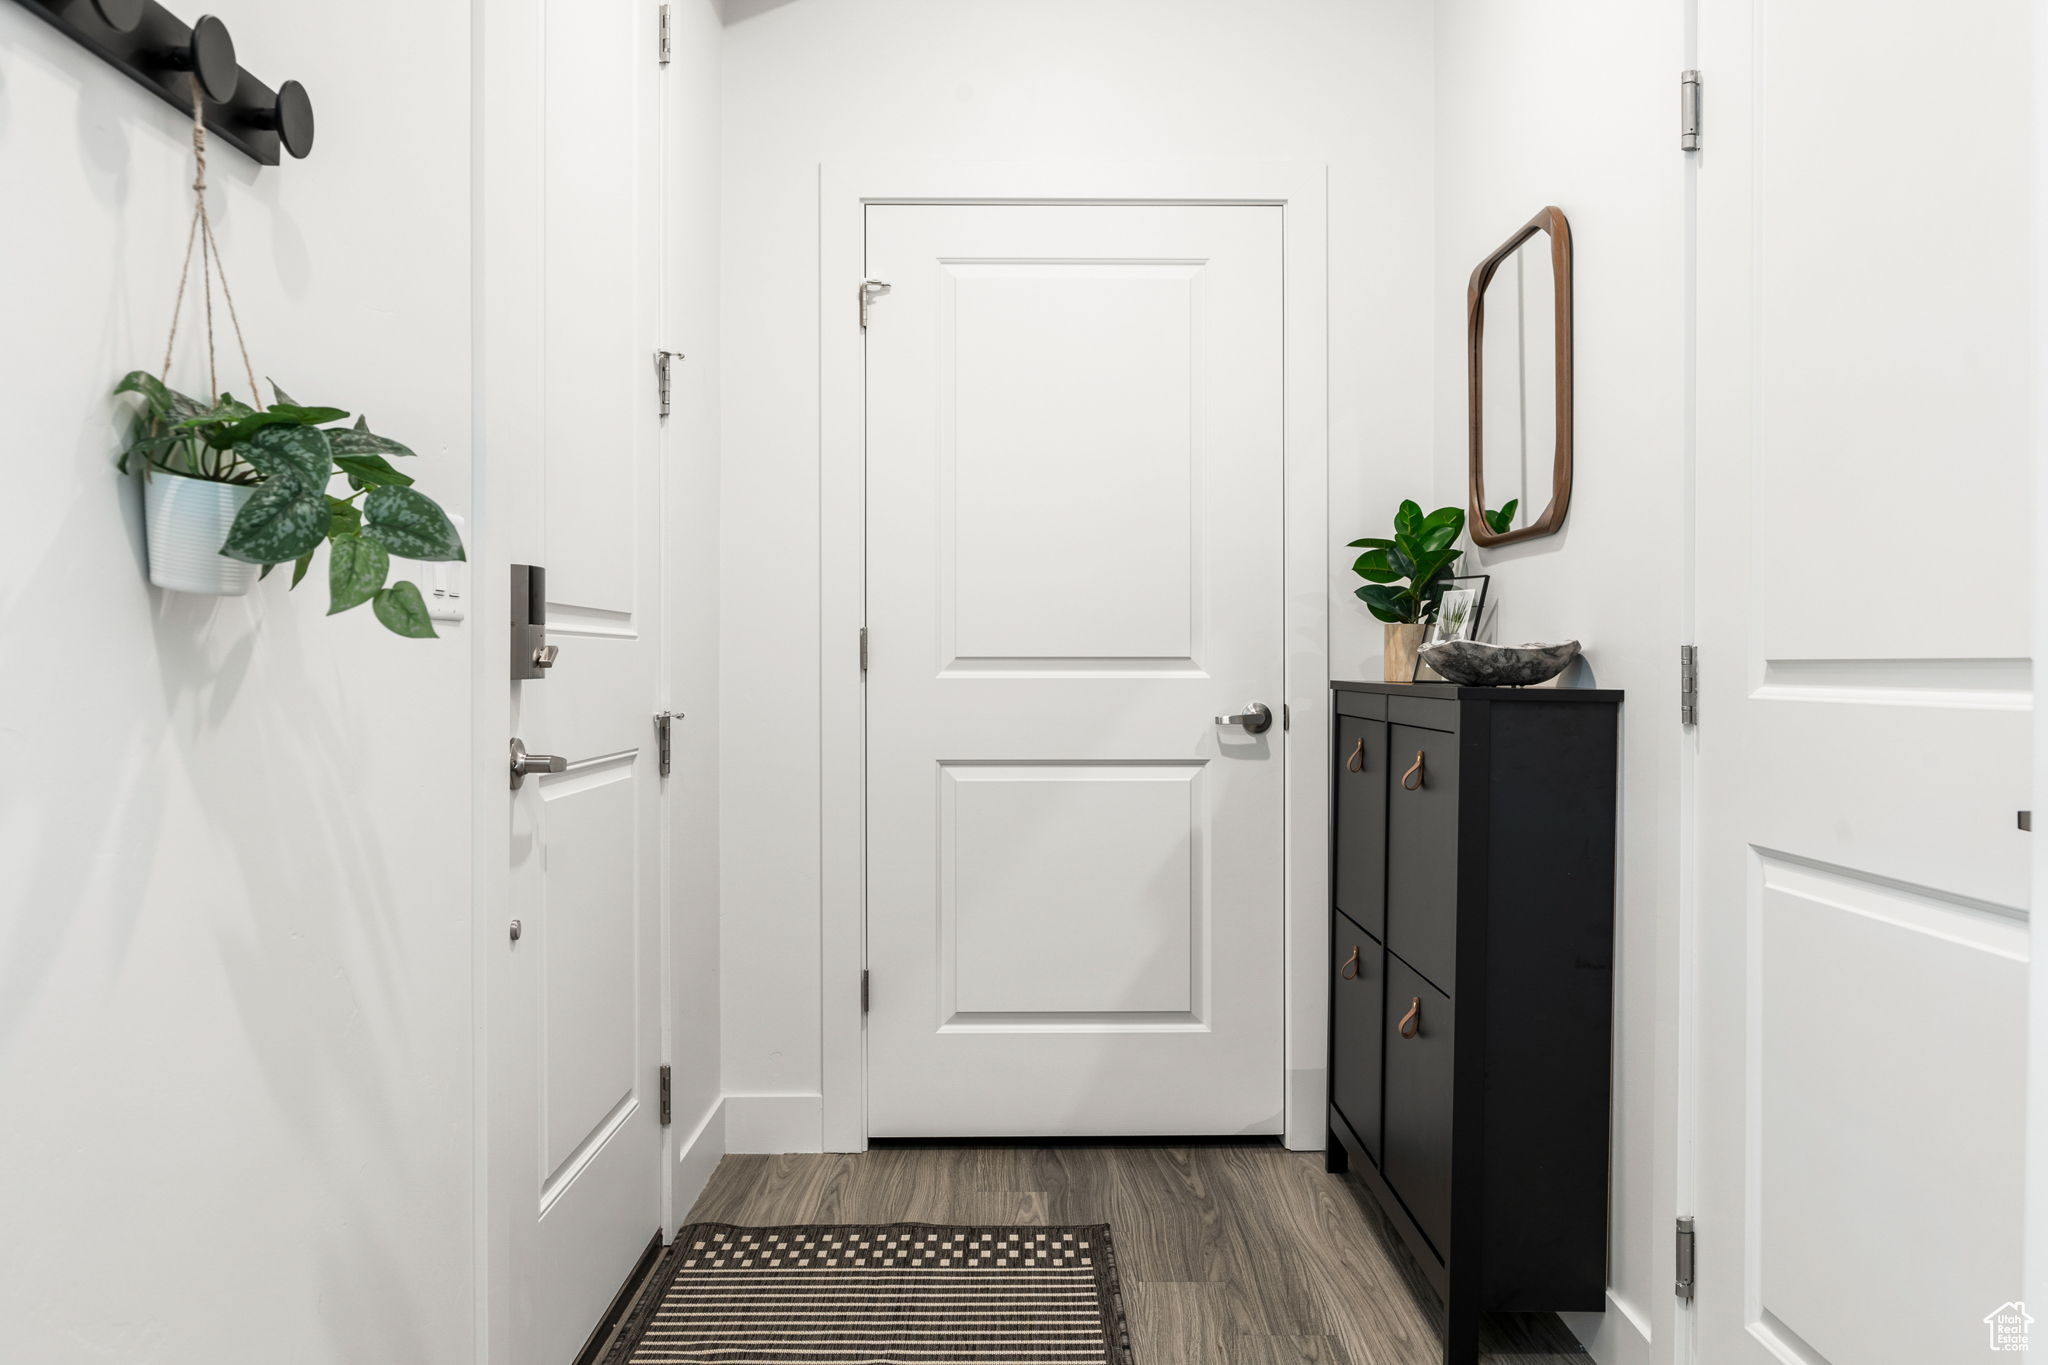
top-left (1467, 206), bottom-right (1573, 547)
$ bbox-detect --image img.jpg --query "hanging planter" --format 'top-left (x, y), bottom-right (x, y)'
top-left (142, 470), bottom-right (258, 595)
top-left (117, 77), bottom-right (463, 633)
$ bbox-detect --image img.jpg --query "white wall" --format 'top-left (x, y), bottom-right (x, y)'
top-left (717, 0), bottom-right (1437, 1150)
top-left (1431, 4), bottom-right (1686, 1362)
top-left (663, 0), bottom-right (728, 1205)
top-left (0, 4), bottom-right (476, 1362)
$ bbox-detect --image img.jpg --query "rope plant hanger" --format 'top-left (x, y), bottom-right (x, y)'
top-left (160, 74), bottom-right (265, 478)
top-left (114, 76), bottom-right (468, 631)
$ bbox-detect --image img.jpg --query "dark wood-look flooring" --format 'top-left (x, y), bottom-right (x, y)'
top-left (683, 1143), bottom-right (1587, 1365)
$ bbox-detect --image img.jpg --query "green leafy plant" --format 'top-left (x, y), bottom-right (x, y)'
top-left (116, 373), bottom-right (463, 637)
top-left (1347, 499), bottom-right (1516, 625)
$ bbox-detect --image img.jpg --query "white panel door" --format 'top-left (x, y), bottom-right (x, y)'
top-left (863, 203), bottom-right (1285, 1138)
top-left (1694, 3), bottom-right (2032, 1362)
top-left (482, 0), bottom-right (664, 1361)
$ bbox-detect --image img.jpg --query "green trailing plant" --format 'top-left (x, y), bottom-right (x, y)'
top-left (1347, 498), bottom-right (1517, 625)
top-left (116, 373), bottom-right (464, 637)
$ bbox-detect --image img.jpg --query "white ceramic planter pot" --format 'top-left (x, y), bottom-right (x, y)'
top-left (143, 471), bottom-right (259, 596)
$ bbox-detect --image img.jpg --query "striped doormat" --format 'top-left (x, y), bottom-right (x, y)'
top-left (603, 1222), bottom-right (1133, 1365)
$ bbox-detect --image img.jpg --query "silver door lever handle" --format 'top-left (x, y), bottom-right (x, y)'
top-left (1213, 702), bottom-right (1273, 735)
top-left (509, 738), bottom-right (568, 789)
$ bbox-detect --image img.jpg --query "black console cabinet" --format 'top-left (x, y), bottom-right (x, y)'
top-left (1326, 680), bottom-right (1621, 1365)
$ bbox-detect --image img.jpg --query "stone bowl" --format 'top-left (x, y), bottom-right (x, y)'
top-left (1417, 639), bottom-right (1582, 687)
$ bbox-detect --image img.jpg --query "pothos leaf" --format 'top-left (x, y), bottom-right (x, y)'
top-left (372, 580), bottom-right (438, 638)
top-left (220, 480), bottom-right (329, 564)
top-left (204, 405), bottom-right (351, 448)
top-left (327, 416), bottom-right (417, 460)
top-left (363, 485), bottom-right (464, 562)
top-left (335, 453), bottom-right (414, 489)
top-left (327, 534), bottom-right (390, 615)
top-left (328, 495), bottom-right (364, 539)
top-left (239, 424), bottom-right (334, 491)
top-left (290, 548), bottom-right (317, 589)
top-left (114, 371), bottom-right (206, 421)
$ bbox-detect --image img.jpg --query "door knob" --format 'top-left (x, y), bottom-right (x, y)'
top-left (509, 738), bottom-right (566, 790)
top-left (1214, 702), bottom-right (1274, 735)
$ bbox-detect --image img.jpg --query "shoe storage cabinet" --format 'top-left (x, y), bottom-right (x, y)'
top-left (1325, 680), bottom-right (1622, 1365)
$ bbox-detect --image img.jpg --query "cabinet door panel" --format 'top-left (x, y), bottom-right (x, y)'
top-left (1330, 911), bottom-right (1383, 1162)
top-left (1386, 723), bottom-right (1458, 992)
top-left (1333, 717), bottom-right (1388, 939)
top-left (1383, 953), bottom-right (1455, 1259)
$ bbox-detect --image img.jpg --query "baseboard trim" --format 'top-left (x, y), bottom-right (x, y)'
top-left (1562, 1288), bottom-right (1655, 1365)
top-left (673, 1098), bottom-right (727, 1220)
top-left (723, 1092), bottom-right (824, 1154)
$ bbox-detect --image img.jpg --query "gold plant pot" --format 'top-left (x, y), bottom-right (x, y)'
top-left (1383, 622), bottom-right (1427, 683)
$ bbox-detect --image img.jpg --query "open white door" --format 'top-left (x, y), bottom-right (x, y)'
top-left (862, 203), bottom-right (1286, 1138)
top-left (479, 1), bottom-right (666, 1361)
top-left (1693, 2), bottom-right (2033, 1361)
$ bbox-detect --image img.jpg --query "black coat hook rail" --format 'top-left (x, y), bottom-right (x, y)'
top-left (8, 0), bottom-right (314, 164)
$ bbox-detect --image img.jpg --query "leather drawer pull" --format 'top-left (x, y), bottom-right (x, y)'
top-left (1340, 946), bottom-right (1360, 980)
top-left (1398, 996), bottom-right (1421, 1038)
top-left (1401, 751), bottom-right (1425, 790)
top-left (1346, 737), bottom-right (1366, 773)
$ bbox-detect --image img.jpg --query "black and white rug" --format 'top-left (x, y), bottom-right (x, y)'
top-left (604, 1222), bottom-right (1133, 1364)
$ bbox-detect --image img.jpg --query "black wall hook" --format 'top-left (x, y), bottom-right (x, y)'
top-left (8, 0), bottom-right (315, 164)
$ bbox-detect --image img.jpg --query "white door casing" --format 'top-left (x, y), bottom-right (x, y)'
top-left (478, 0), bottom-right (666, 1361)
top-left (862, 203), bottom-right (1286, 1137)
top-left (1692, 3), bottom-right (2033, 1362)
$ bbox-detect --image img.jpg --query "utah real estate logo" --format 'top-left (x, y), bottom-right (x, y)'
top-left (1984, 1301), bottom-right (2032, 1352)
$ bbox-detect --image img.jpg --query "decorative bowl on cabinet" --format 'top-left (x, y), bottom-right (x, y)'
top-left (1415, 638), bottom-right (1580, 687)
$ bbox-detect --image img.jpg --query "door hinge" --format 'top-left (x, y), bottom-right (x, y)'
top-left (1282, 702), bottom-right (1291, 732)
top-left (859, 627), bottom-right (868, 672)
top-left (861, 968), bottom-right (871, 1014)
top-left (1675, 1215), bottom-right (1696, 1302)
top-left (1679, 644), bottom-right (1699, 727)
top-left (658, 1064), bottom-right (672, 1125)
top-left (655, 349), bottom-right (683, 418)
top-left (859, 278), bottom-right (891, 329)
top-left (1680, 69), bottom-right (1701, 151)
top-left (657, 4), bottom-right (671, 64)
top-left (654, 710), bottom-right (680, 777)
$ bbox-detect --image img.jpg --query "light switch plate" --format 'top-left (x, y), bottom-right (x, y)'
top-left (426, 513), bottom-right (468, 622)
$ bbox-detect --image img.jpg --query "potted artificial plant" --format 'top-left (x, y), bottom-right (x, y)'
top-left (118, 373), bottom-right (463, 636)
top-left (1348, 498), bottom-right (1514, 683)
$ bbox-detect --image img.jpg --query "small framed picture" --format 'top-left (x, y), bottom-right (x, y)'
top-left (1433, 581), bottom-right (1487, 643)
top-left (1414, 574), bottom-right (1491, 681)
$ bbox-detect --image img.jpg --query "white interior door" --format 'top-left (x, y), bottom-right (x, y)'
top-left (481, 1), bottom-right (665, 1361)
top-left (1693, 3), bottom-right (2033, 1361)
top-left (862, 203), bottom-right (1286, 1138)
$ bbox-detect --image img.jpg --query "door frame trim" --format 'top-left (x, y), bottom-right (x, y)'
top-left (818, 161), bottom-right (1331, 1151)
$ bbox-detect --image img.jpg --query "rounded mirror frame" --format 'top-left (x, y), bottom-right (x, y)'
top-left (1467, 205), bottom-right (1574, 548)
